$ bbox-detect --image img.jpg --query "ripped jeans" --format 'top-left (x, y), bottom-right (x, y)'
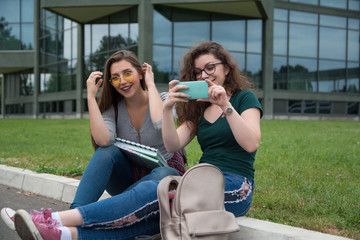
top-left (223, 171), bottom-right (255, 217)
top-left (75, 171), bottom-right (254, 239)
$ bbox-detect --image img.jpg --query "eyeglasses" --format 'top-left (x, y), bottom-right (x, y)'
top-left (193, 62), bottom-right (222, 80)
top-left (109, 71), bottom-right (134, 87)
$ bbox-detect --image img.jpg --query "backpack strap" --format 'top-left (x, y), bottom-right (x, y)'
top-left (157, 175), bottom-right (181, 238)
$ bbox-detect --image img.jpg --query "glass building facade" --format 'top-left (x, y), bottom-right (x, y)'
top-left (0, 0), bottom-right (359, 119)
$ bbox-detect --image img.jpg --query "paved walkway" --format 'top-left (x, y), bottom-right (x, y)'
top-left (0, 164), bottom-right (352, 240)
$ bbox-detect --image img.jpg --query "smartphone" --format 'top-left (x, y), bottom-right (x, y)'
top-left (175, 81), bottom-right (209, 100)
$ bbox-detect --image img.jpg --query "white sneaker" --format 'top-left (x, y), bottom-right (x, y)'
top-left (1, 207), bottom-right (16, 231)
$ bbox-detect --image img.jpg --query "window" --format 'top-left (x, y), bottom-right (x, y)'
top-left (153, 7), bottom-right (263, 85)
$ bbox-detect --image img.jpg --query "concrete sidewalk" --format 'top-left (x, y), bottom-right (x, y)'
top-left (0, 164), bottom-right (352, 240)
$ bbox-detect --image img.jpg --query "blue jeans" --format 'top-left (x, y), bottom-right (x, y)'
top-left (76, 180), bottom-right (161, 240)
top-left (74, 170), bottom-right (254, 239)
top-left (223, 171), bottom-right (255, 216)
top-left (70, 145), bottom-right (179, 209)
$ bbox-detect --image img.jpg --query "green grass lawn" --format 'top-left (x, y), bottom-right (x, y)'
top-left (0, 119), bottom-right (359, 239)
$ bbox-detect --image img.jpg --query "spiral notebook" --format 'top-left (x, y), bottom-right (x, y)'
top-left (114, 138), bottom-right (168, 169)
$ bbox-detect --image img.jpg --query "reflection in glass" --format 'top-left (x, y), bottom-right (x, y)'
top-left (212, 20), bottom-right (245, 51)
top-left (58, 16), bottom-right (64, 33)
top-left (84, 25), bottom-right (91, 56)
top-left (304, 101), bottom-right (316, 113)
top-left (348, 31), bottom-right (359, 61)
top-left (153, 45), bottom-right (172, 83)
top-left (21, 0), bottom-right (34, 22)
top-left (0, 21), bottom-right (20, 50)
top-left (274, 8), bottom-right (288, 21)
top-left (40, 66), bottom-right (57, 93)
top-left (45, 35), bottom-right (57, 56)
top-left (288, 100), bottom-right (302, 113)
top-left (348, 18), bottom-right (360, 30)
top-left (45, 14), bottom-right (57, 36)
top-left (246, 54), bottom-right (262, 88)
top-left (71, 60), bottom-right (77, 90)
top-left (232, 52), bottom-right (245, 72)
top-left (319, 27), bottom-right (346, 60)
top-left (288, 57), bottom-right (317, 92)
top-left (21, 23), bottom-right (34, 49)
top-left (320, 15), bottom-right (346, 28)
top-left (110, 24), bottom-right (128, 39)
top-left (64, 19), bottom-right (72, 30)
top-left (9, 23), bottom-right (20, 40)
top-left (349, 0), bottom-right (360, 11)
top-left (319, 101), bottom-right (331, 114)
top-left (290, 0), bottom-right (318, 5)
top-left (347, 103), bottom-right (359, 114)
top-left (0, 0), bottom-right (20, 22)
top-left (318, 60), bottom-right (346, 92)
top-left (274, 21), bottom-right (288, 55)
top-left (130, 23), bottom-right (138, 45)
top-left (347, 78), bottom-right (359, 93)
top-left (273, 56), bottom-right (287, 89)
top-left (320, 0), bottom-right (347, 9)
top-left (335, 78), bottom-right (346, 92)
top-left (348, 61), bottom-right (359, 93)
top-left (290, 10), bottom-right (317, 24)
top-left (154, 9), bottom-right (171, 45)
top-left (20, 73), bottom-right (34, 96)
top-left (289, 23), bottom-right (317, 57)
top-left (174, 47), bottom-right (189, 79)
top-left (247, 20), bottom-right (262, 53)
top-left (59, 61), bottom-right (72, 91)
top-left (61, 29), bottom-right (72, 60)
top-left (88, 52), bottom-right (108, 73)
top-left (174, 21), bottom-right (210, 47)
top-left (72, 27), bottom-right (78, 60)
top-left (92, 24), bottom-right (108, 54)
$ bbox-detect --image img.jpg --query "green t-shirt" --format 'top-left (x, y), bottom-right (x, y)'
top-left (197, 89), bottom-right (263, 180)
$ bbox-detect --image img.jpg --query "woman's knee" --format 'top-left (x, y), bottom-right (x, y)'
top-left (91, 145), bottom-right (123, 164)
top-left (150, 166), bottom-right (179, 180)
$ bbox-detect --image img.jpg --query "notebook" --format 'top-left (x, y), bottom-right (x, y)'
top-left (114, 138), bottom-right (168, 169)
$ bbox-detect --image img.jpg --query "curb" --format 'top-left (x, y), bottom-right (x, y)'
top-left (0, 164), bottom-right (110, 203)
top-left (0, 164), bottom-right (352, 240)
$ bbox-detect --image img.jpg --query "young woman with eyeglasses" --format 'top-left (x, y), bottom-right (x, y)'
top-left (162, 41), bottom-right (263, 217)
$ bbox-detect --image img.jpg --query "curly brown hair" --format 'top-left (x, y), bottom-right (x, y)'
top-left (91, 50), bottom-right (147, 150)
top-left (176, 41), bottom-right (255, 138)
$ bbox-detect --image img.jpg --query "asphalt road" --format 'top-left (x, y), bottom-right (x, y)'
top-left (0, 184), bottom-right (70, 240)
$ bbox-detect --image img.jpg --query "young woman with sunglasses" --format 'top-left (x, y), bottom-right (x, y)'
top-left (162, 41), bottom-right (263, 217)
top-left (69, 50), bottom-right (186, 209)
top-left (1, 50), bottom-right (186, 239)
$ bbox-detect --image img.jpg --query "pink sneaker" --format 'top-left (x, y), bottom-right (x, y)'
top-left (14, 209), bottom-right (62, 240)
top-left (1, 207), bottom-right (16, 230)
top-left (30, 208), bottom-right (53, 223)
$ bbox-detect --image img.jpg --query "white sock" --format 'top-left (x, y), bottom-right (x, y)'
top-left (51, 212), bottom-right (63, 227)
top-left (59, 226), bottom-right (72, 240)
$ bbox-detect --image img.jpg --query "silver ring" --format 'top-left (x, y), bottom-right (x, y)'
top-left (90, 75), bottom-right (94, 78)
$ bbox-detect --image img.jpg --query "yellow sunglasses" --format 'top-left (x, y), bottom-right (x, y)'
top-left (109, 72), bottom-right (134, 87)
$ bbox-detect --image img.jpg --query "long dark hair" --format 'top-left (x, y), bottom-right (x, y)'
top-left (176, 41), bottom-right (255, 137)
top-left (91, 50), bottom-right (147, 150)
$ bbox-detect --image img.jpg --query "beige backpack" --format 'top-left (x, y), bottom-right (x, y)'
top-left (157, 163), bottom-right (240, 240)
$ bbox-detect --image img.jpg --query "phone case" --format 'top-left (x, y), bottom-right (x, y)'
top-left (175, 81), bottom-right (209, 100)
